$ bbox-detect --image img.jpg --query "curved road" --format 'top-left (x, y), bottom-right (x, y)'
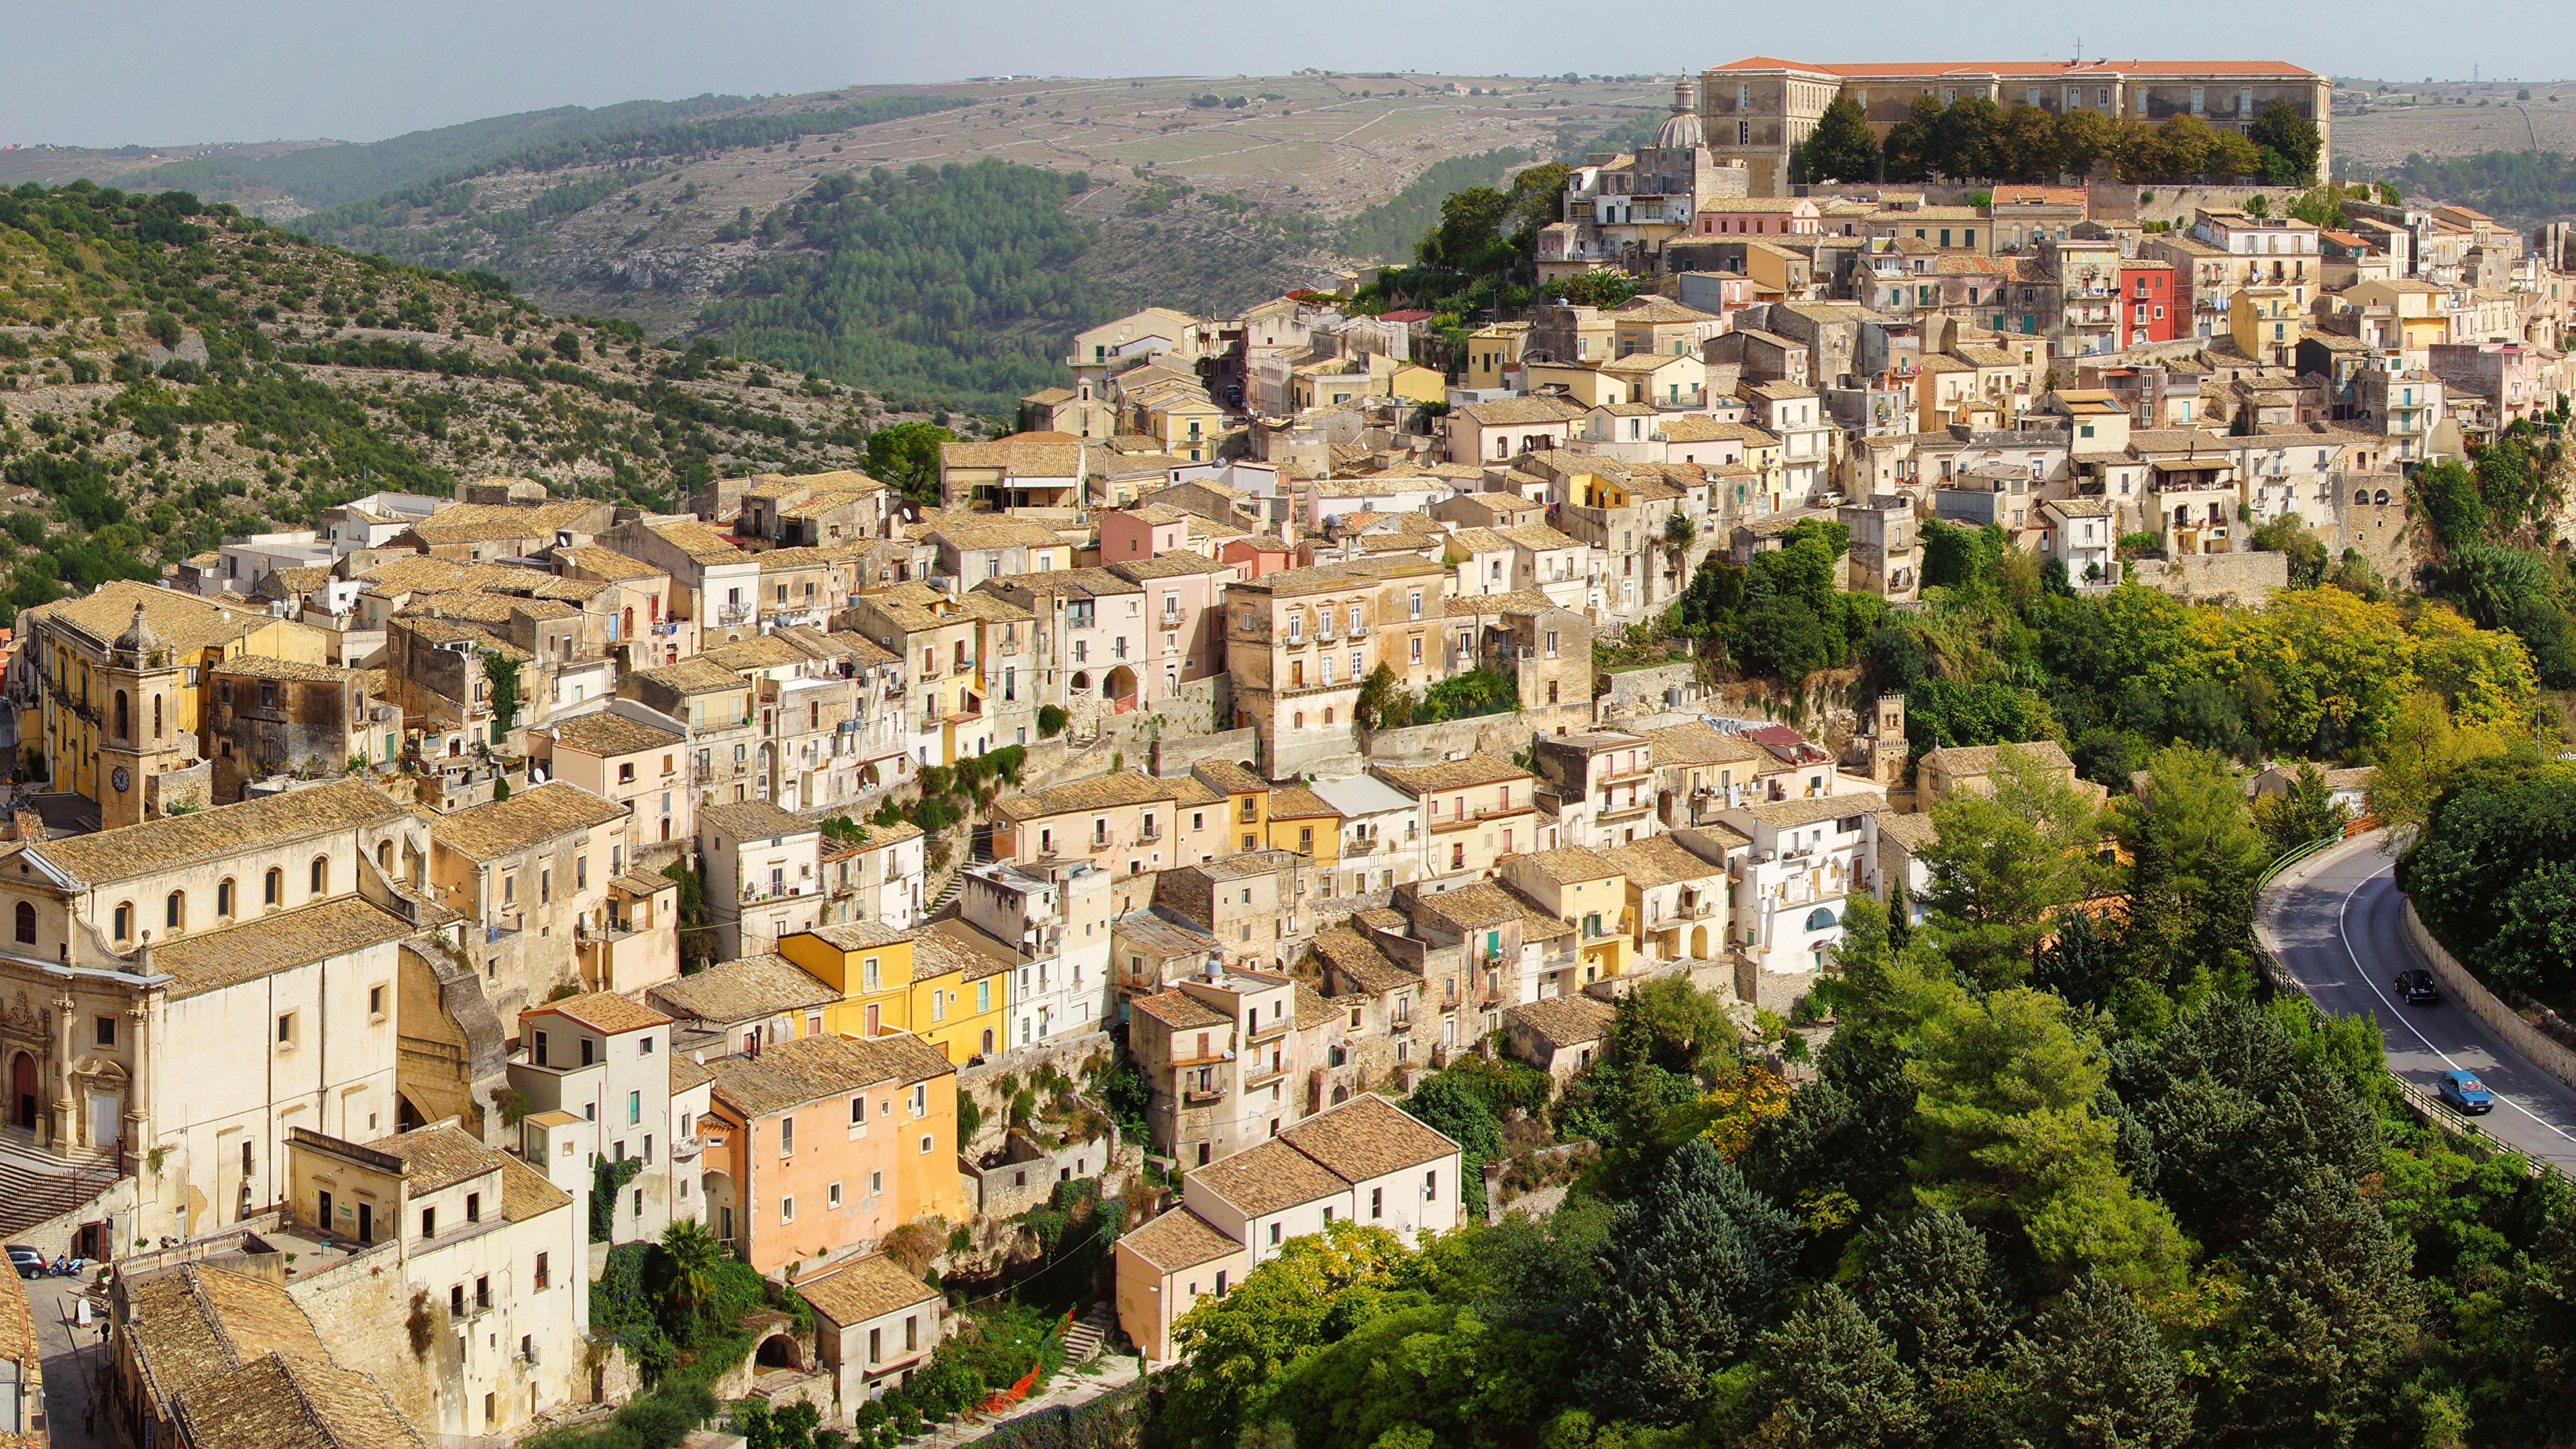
top-left (2258, 831), bottom-right (2576, 1174)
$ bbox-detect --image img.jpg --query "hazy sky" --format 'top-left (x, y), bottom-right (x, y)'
top-left (8, 0), bottom-right (2576, 148)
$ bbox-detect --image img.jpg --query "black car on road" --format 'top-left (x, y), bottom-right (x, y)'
top-left (2394, 969), bottom-right (2439, 1006)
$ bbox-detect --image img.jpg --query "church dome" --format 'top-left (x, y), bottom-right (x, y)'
top-left (113, 602), bottom-right (163, 661)
top-left (1654, 79), bottom-right (1705, 151)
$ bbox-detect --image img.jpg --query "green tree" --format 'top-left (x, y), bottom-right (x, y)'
top-left (1401, 1070), bottom-right (1505, 1218)
top-left (1804, 97), bottom-right (1882, 181)
top-left (1863, 1210), bottom-right (2015, 1440)
top-left (1882, 95), bottom-right (1945, 182)
top-left (2151, 114), bottom-right (2220, 178)
top-left (1580, 1139), bottom-right (1798, 1421)
top-left (2223, 1169), bottom-right (2424, 1447)
top-left (2412, 456), bottom-right (2486, 552)
top-left (1997, 103), bottom-right (2062, 181)
top-left (1999, 1275), bottom-right (2195, 1449)
top-left (551, 327), bottom-right (584, 362)
top-left (1354, 661), bottom-right (1414, 731)
top-left (2248, 99), bottom-right (2324, 184)
top-left (2250, 762), bottom-right (2353, 855)
top-left (1740, 1283), bottom-right (1925, 1447)
top-left (2249, 513), bottom-right (2328, 589)
top-left (1933, 97), bottom-right (2007, 180)
top-left (1919, 745), bottom-right (2106, 988)
top-left (864, 420), bottom-right (956, 505)
top-left (1909, 986), bottom-right (2189, 1292)
top-left (2210, 129), bottom-right (2265, 179)
top-left (479, 648), bottom-right (523, 737)
top-left (2366, 688), bottom-right (2516, 832)
top-left (2115, 744), bottom-right (2271, 1002)
top-left (2053, 108), bottom-right (2122, 178)
top-left (1163, 1224), bottom-right (1410, 1449)
top-left (652, 1219), bottom-right (730, 1336)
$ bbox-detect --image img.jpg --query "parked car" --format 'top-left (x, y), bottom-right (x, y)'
top-left (2394, 969), bottom-right (2439, 1005)
top-left (2438, 1069), bottom-right (2495, 1115)
top-left (5, 1246), bottom-right (42, 1279)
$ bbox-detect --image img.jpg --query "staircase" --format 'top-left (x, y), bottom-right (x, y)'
top-left (0, 1137), bottom-right (121, 1238)
top-left (925, 869), bottom-right (967, 919)
top-left (1061, 1301), bottom-right (1113, 1364)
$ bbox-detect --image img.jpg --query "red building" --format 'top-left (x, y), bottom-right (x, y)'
top-left (2119, 261), bottom-right (2178, 349)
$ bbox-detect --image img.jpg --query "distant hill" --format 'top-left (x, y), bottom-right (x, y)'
top-left (0, 182), bottom-right (926, 623)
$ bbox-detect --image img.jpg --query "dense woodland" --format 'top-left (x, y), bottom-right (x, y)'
top-left (2379, 148), bottom-right (2576, 225)
top-left (0, 184), bottom-right (888, 621)
top-left (1796, 95), bottom-right (2327, 187)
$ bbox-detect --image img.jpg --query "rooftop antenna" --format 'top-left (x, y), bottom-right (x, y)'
top-left (2074, 36), bottom-right (2082, 65)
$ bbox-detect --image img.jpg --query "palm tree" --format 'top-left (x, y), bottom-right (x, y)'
top-left (657, 1219), bottom-right (728, 1332)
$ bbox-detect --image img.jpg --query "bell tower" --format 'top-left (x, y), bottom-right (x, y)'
top-left (96, 604), bottom-right (195, 829)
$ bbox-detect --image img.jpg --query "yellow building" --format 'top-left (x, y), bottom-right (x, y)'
top-left (1264, 784), bottom-right (1344, 869)
top-left (1500, 848), bottom-right (1635, 987)
top-left (1521, 362), bottom-right (1631, 409)
top-left (779, 921), bottom-right (1010, 1064)
top-left (2229, 286), bottom-right (2300, 368)
top-left (21, 580), bottom-right (331, 828)
top-left (1464, 322), bottom-right (1531, 388)
top-left (1387, 362), bottom-right (1447, 405)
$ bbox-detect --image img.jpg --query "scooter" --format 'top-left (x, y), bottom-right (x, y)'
top-left (46, 1256), bottom-right (90, 1277)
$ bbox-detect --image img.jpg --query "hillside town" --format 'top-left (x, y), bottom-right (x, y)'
top-left (0, 51), bottom-right (2563, 1449)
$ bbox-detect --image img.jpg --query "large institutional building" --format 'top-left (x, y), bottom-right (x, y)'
top-left (1698, 57), bottom-right (2334, 196)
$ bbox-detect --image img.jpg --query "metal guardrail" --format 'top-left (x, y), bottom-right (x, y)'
top-left (2252, 833), bottom-right (2571, 1188)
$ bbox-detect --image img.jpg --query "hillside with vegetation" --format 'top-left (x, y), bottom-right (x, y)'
top-left (0, 181), bottom-right (924, 623)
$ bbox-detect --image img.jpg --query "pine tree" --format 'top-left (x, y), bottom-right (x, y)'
top-left (2001, 1275), bottom-right (2194, 1449)
top-left (1864, 1210), bottom-right (2016, 1443)
top-left (1742, 1284), bottom-right (1924, 1448)
top-left (1581, 1140), bottom-right (1799, 1421)
top-left (2220, 1170), bottom-right (2425, 1447)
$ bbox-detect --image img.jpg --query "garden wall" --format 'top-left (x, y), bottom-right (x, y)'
top-left (2127, 549), bottom-right (2290, 605)
top-left (1361, 713), bottom-right (1532, 767)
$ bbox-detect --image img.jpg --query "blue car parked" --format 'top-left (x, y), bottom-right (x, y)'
top-left (2438, 1070), bottom-right (2495, 1116)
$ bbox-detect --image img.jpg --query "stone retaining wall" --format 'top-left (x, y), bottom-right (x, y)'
top-left (2404, 900), bottom-right (2576, 1091)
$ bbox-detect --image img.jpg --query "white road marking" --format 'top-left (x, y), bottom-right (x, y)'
top-left (2333, 867), bottom-right (2576, 1148)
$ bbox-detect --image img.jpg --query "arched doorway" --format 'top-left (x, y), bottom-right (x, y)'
top-left (757, 742), bottom-right (780, 800)
top-left (1689, 924), bottom-right (1709, 960)
top-left (755, 1334), bottom-right (803, 1371)
top-left (10, 1051), bottom-right (36, 1131)
top-left (1104, 665), bottom-right (1137, 707)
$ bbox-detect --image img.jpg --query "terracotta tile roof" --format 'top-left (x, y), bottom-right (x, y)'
top-left (647, 954), bottom-right (840, 1024)
top-left (1130, 987), bottom-right (1230, 1031)
top-left (1505, 994), bottom-right (1617, 1051)
top-left (150, 896), bottom-right (421, 1000)
top-left (1279, 1093), bottom-right (1458, 1183)
top-left (176, 1350), bottom-right (429, 1449)
top-left (1876, 810), bottom-right (1939, 852)
top-left (798, 1254), bottom-right (939, 1327)
top-left (1114, 910), bottom-right (1218, 959)
top-left (700, 800), bottom-right (816, 841)
top-left (916, 919), bottom-right (1017, 982)
top-left (632, 657), bottom-right (750, 697)
top-left (1109, 553), bottom-right (1230, 582)
top-left (30, 777), bottom-right (411, 887)
top-left (940, 439), bottom-right (1085, 477)
top-left (1118, 1205), bottom-right (1243, 1273)
top-left (994, 771), bottom-right (1177, 822)
top-left (1729, 794), bottom-right (1878, 828)
top-left (1644, 721), bottom-right (1764, 769)
top-left (432, 782), bottom-right (627, 862)
top-left (548, 710), bottom-right (686, 757)
top-left (409, 500), bottom-right (604, 547)
top-left (209, 654), bottom-right (350, 683)
top-left (709, 1031), bottom-right (951, 1119)
top-left (922, 515), bottom-right (1069, 551)
top-left (499, 1153), bottom-right (574, 1222)
top-left (1403, 880), bottom-right (1529, 933)
top-left (1266, 786), bottom-right (1340, 822)
top-left (704, 635), bottom-right (809, 672)
top-left (1454, 396), bottom-right (1588, 427)
top-left (1191, 761), bottom-right (1267, 796)
top-left (24, 579), bottom-right (271, 656)
top-left (1601, 835), bottom-right (1728, 888)
top-left (1515, 846), bottom-right (1622, 885)
top-left (1189, 1137), bottom-right (1350, 1216)
top-left (556, 545), bottom-right (665, 582)
top-left (123, 1264), bottom-right (333, 1414)
top-left (669, 1056), bottom-right (716, 1093)
top-left (1309, 925), bottom-right (1413, 996)
top-left (645, 518), bottom-right (749, 564)
top-left (533, 991), bottom-right (672, 1036)
top-left (368, 1123), bottom-right (504, 1194)
top-left (1498, 524), bottom-right (1582, 552)
top-left (1370, 753), bottom-right (1531, 797)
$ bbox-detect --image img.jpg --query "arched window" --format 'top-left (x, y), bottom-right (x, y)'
top-left (1293, 710), bottom-right (1305, 729)
top-left (12, 902), bottom-right (32, 945)
top-left (2373, 488), bottom-right (2391, 505)
top-left (1323, 707), bottom-right (1335, 725)
top-left (264, 868), bottom-right (282, 906)
top-left (1803, 906), bottom-right (1839, 932)
top-left (113, 902), bottom-right (132, 943)
top-left (378, 841), bottom-right (392, 873)
top-left (113, 691), bottom-right (129, 741)
top-left (165, 892), bottom-right (184, 932)
top-left (217, 879), bottom-right (235, 918)
top-left (310, 857), bottom-right (329, 895)
top-left (2354, 488), bottom-right (2370, 504)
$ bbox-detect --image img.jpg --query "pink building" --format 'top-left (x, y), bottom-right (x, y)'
top-left (1108, 553), bottom-right (1233, 702)
top-left (1099, 504), bottom-right (1194, 565)
top-left (1220, 537), bottom-right (1293, 578)
top-left (1693, 199), bottom-right (1822, 237)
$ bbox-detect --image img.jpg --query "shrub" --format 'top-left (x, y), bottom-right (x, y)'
top-left (1038, 704), bottom-right (1069, 738)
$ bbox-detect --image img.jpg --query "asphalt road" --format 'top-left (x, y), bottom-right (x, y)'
top-left (2258, 831), bottom-right (2576, 1174)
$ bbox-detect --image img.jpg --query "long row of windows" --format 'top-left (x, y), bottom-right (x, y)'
top-left (87, 857), bottom-right (335, 947)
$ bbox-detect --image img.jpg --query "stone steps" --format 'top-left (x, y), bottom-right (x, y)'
top-left (1061, 1301), bottom-right (1112, 1363)
top-left (0, 1142), bottom-right (118, 1239)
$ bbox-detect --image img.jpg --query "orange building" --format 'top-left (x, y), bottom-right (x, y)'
top-left (701, 1032), bottom-right (965, 1273)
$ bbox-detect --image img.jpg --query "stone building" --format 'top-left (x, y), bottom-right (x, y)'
top-left (204, 654), bottom-right (396, 802)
